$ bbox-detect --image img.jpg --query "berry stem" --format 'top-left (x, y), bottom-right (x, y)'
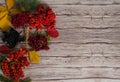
top-left (25, 26), bottom-right (30, 48)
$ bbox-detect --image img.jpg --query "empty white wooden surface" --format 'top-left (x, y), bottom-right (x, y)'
top-left (1, 0), bottom-right (120, 82)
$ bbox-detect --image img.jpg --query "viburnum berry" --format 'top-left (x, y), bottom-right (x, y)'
top-left (1, 60), bottom-right (10, 77)
top-left (1, 48), bottom-right (29, 81)
top-left (28, 4), bottom-right (59, 38)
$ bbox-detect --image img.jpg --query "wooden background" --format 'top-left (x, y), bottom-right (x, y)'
top-left (1, 0), bottom-right (120, 82)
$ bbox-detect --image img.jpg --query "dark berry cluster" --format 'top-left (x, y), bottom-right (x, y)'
top-left (1, 48), bottom-right (29, 81)
top-left (2, 28), bottom-right (24, 48)
top-left (29, 34), bottom-right (49, 51)
top-left (11, 12), bottom-right (29, 28)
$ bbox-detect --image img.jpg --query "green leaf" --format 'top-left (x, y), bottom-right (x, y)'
top-left (0, 74), bottom-right (13, 82)
top-left (0, 74), bottom-right (31, 82)
top-left (46, 34), bottom-right (51, 41)
top-left (14, 0), bottom-right (40, 12)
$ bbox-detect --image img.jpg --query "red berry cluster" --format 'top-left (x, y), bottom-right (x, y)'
top-left (12, 12), bottom-right (29, 28)
top-left (29, 4), bottom-right (59, 38)
top-left (29, 34), bottom-right (49, 51)
top-left (11, 4), bottom-right (59, 38)
top-left (1, 48), bottom-right (29, 81)
top-left (1, 60), bottom-right (10, 77)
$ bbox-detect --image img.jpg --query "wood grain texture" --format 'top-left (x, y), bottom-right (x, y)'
top-left (24, 67), bottom-right (120, 81)
top-left (27, 79), bottom-right (120, 82)
top-left (50, 5), bottom-right (120, 16)
top-left (56, 16), bottom-right (120, 28)
top-left (54, 28), bottom-right (120, 43)
top-left (0, 0), bottom-right (120, 82)
top-left (41, 44), bottom-right (120, 56)
top-left (41, 0), bottom-right (120, 5)
top-left (39, 56), bottom-right (120, 68)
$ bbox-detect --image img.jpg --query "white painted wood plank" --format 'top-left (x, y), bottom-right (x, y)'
top-left (29, 56), bottom-right (120, 68)
top-left (24, 67), bottom-right (120, 81)
top-left (30, 79), bottom-right (97, 82)
top-left (53, 28), bottom-right (120, 43)
top-left (51, 5), bottom-right (120, 16)
top-left (41, 0), bottom-right (120, 5)
top-left (30, 80), bottom-right (93, 82)
top-left (29, 79), bottom-right (120, 82)
top-left (39, 43), bottom-right (120, 56)
top-left (102, 79), bottom-right (120, 82)
top-left (56, 16), bottom-right (120, 28)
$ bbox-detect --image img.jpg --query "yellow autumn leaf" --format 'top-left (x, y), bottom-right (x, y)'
top-left (0, 5), bottom-right (6, 11)
top-left (0, 11), bottom-right (8, 19)
top-left (6, 0), bottom-right (15, 10)
top-left (29, 51), bottom-right (40, 63)
top-left (0, 15), bottom-right (11, 31)
top-left (0, 0), bottom-right (20, 31)
top-left (10, 8), bottom-right (21, 14)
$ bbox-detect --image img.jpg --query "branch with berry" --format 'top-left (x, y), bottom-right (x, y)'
top-left (0, 0), bottom-right (59, 82)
